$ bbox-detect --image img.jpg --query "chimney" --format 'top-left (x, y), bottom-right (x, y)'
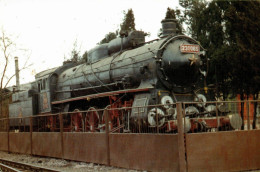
top-left (160, 19), bottom-right (177, 37)
top-left (15, 56), bottom-right (20, 90)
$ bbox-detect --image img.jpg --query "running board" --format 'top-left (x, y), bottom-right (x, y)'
top-left (52, 87), bottom-right (152, 105)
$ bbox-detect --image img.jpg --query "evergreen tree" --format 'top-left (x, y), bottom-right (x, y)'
top-left (183, 0), bottom-right (260, 129)
top-left (82, 51), bottom-right (88, 63)
top-left (98, 32), bottom-right (117, 44)
top-left (165, 7), bottom-right (176, 19)
top-left (120, 9), bottom-right (136, 33)
top-left (217, 1), bottom-right (260, 97)
top-left (184, 0), bottom-right (260, 101)
top-left (70, 39), bottom-right (81, 63)
top-left (164, 7), bottom-right (184, 34)
top-left (98, 9), bottom-right (136, 44)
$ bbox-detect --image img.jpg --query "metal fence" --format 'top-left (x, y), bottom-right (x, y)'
top-left (183, 100), bottom-right (260, 133)
top-left (0, 100), bottom-right (260, 172)
top-left (0, 100), bottom-right (259, 133)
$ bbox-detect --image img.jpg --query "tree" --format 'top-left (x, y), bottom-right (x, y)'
top-left (0, 30), bottom-right (15, 90)
top-left (165, 7), bottom-right (176, 19)
top-left (0, 29), bottom-right (31, 129)
top-left (164, 7), bottom-right (184, 34)
top-left (98, 32), bottom-right (117, 44)
top-left (219, 1), bottom-right (260, 128)
top-left (82, 51), bottom-right (88, 63)
top-left (185, 0), bottom-right (260, 99)
top-left (69, 39), bottom-right (81, 63)
top-left (66, 39), bottom-right (87, 64)
top-left (184, 1), bottom-right (260, 128)
top-left (0, 29), bottom-right (31, 90)
top-left (98, 8), bottom-right (136, 44)
top-left (120, 8), bottom-right (136, 33)
top-left (183, 1), bottom-right (235, 99)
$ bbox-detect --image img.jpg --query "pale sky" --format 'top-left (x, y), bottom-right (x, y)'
top-left (0, 0), bottom-right (182, 86)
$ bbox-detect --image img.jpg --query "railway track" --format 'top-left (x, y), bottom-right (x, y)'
top-left (0, 158), bottom-right (60, 172)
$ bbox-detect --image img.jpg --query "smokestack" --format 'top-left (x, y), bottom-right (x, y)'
top-left (160, 19), bottom-right (177, 37)
top-left (15, 56), bottom-right (20, 90)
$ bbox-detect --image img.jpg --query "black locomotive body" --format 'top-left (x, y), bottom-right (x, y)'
top-left (8, 20), bottom-right (241, 133)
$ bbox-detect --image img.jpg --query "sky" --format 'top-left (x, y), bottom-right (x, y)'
top-left (0, 0), bottom-right (182, 86)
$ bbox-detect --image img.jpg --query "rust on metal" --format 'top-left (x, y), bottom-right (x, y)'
top-left (246, 130), bottom-right (260, 170)
top-left (104, 109), bottom-right (110, 165)
top-left (30, 117), bottom-right (33, 155)
top-left (247, 102), bottom-right (250, 130)
top-left (215, 102), bottom-right (219, 131)
top-left (109, 133), bottom-right (179, 172)
top-left (63, 133), bottom-right (107, 165)
top-left (7, 118), bottom-right (10, 153)
top-left (9, 132), bottom-right (31, 154)
top-left (177, 103), bottom-right (187, 172)
top-left (32, 132), bottom-right (62, 158)
top-left (0, 132), bottom-right (8, 151)
top-left (186, 130), bottom-right (260, 172)
top-left (59, 114), bottom-right (64, 159)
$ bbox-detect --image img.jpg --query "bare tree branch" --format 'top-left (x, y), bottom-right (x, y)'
top-left (0, 30), bottom-right (11, 90)
top-left (0, 29), bottom-right (31, 90)
top-left (3, 63), bottom-right (32, 88)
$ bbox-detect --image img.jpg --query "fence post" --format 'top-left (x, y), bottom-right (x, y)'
top-left (30, 117), bottom-right (33, 155)
top-left (247, 101), bottom-right (250, 130)
top-left (59, 113), bottom-right (64, 159)
top-left (7, 118), bottom-right (10, 153)
top-left (104, 109), bottom-right (110, 165)
top-left (215, 102), bottom-right (219, 132)
top-left (176, 103), bottom-right (187, 172)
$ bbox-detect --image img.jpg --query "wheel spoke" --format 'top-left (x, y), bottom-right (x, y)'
top-left (85, 107), bottom-right (100, 132)
top-left (71, 109), bottom-right (83, 132)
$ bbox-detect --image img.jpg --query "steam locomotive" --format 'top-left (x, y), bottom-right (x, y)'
top-left (8, 19), bottom-right (241, 132)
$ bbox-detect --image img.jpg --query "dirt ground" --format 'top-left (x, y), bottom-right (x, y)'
top-left (0, 151), bottom-right (140, 172)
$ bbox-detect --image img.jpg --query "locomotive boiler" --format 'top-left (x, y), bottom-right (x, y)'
top-left (8, 19), bottom-right (242, 133)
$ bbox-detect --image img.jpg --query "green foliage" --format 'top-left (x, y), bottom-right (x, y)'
top-left (120, 9), bottom-right (136, 33)
top-left (98, 32), bottom-right (117, 44)
top-left (98, 8), bottom-right (136, 44)
top-left (69, 39), bottom-right (81, 63)
top-left (82, 51), bottom-right (88, 63)
top-left (222, 1), bottom-right (260, 97)
top-left (164, 7), bottom-right (184, 34)
top-left (165, 7), bottom-right (176, 19)
top-left (66, 39), bottom-right (88, 64)
top-left (184, 0), bottom-right (260, 98)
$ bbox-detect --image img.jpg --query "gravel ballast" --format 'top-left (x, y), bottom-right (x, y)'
top-left (0, 151), bottom-right (139, 172)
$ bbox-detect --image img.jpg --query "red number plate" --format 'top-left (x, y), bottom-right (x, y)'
top-left (180, 44), bottom-right (200, 53)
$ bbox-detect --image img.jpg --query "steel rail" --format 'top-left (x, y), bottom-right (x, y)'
top-left (0, 162), bottom-right (21, 172)
top-left (0, 158), bottom-right (61, 172)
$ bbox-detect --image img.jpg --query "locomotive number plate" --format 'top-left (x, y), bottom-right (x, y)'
top-left (180, 44), bottom-right (200, 53)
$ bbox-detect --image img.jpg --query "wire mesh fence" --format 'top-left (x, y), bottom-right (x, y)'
top-left (0, 100), bottom-right (259, 134)
top-left (183, 100), bottom-right (260, 133)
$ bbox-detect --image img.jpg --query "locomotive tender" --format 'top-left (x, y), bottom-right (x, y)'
top-left (8, 19), bottom-right (241, 132)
